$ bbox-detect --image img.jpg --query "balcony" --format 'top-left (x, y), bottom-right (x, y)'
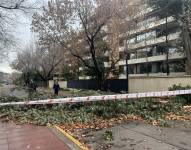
top-left (127, 32), bottom-right (180, 50)
top-left (120, 16), bottom-right (175, 39)
top-left (125, 7), bottom-right (154, 22)
top-left (131, 17), bottom-right (175, 36)
top-left (119, 72), bottom-right (186, 79)
top-left (119, 52), bottom-right (185, 65)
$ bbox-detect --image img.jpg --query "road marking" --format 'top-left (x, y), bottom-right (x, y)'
top-left (55, 126), bottom-right (89, 150)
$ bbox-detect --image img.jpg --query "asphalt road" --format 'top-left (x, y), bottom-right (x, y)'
top-left (0, 84), bottom-right (28, 98)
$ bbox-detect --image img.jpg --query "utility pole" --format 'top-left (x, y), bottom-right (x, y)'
top-left (165, 14), bottom-right (170, 76)
top-left (124, 41), bottom-right (129, 93)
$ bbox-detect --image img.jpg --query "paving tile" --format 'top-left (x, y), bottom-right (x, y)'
top-left (0, 139), bottom-right (7, 145)
top-left (0, 134), bottom-right (7, 140)
top-left (0, 122), bottom-right (70, 150)
top-left (0, 144), bottom-right (8, 150)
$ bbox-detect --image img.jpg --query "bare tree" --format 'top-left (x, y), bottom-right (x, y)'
top-left (32, 0), bottom-right (122, 88)
top-left (11, 44), bottom-right (37, 85)
top-left (12, 42), bottom-right (63, 86)
top-left (0, 0), bottom-right (39, 59)
top-left (34, 44), bottom-right (64, 85)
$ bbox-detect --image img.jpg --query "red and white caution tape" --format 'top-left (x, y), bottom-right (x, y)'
top-left (0, 89), bottom-right (191, 106)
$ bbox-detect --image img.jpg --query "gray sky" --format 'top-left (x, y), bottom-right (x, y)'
top-left (0, 0), bottom-right (46, 73)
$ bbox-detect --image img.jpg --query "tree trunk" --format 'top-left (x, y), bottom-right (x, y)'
top-left (97, 71), bottom-right (104, 90)
top-left (182, 25), bottom-right (191, 74)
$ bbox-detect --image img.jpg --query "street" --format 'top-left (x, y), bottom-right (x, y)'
top-left (0, 84), bottom-right (28, 98)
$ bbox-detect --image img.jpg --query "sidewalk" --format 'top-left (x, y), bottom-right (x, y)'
top-left (83, 121), bottom-right (191, 150)
top-left (0, 120), bottom-right (70, 150)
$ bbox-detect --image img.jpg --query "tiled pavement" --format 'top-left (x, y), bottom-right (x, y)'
top-left (0, 120), bottom-right (70, 150)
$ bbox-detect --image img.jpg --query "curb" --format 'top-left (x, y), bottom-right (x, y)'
top-left (55, 125), bottom-right (90, 150)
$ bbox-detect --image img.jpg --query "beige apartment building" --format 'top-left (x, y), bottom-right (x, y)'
top-left (76, 2), bottom-right (188, 80)
top-left (116, 6), bottom-right (186, 79)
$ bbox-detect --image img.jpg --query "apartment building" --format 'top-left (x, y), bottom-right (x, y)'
top-left (117, 6), bottom-right (186, 78)
top-left (77, 1), bottom-right (187, 80)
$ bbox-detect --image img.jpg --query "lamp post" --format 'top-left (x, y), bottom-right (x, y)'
top-left (124, 41), bottom-right (130, 93)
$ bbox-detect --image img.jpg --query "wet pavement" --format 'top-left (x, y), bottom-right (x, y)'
top-left (0, 120), bottom-right (70, 150)
top-left (0, 84), bottom-right (28, 98)
top-left (83, 121), bottom-right (191, 150)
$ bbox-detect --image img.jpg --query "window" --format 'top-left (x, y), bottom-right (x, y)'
top-left (136, 31), bottom-right (156, 43)
top-left (129, 65), bottom-right (135, 74)
top-left (169, 61), bottom-right (185, 72)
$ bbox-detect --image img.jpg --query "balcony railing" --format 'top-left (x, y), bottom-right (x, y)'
top-left (120, 16), bottom-right (175, 38)
top-left (118, 52), bottom-right (185, 65)
top-left (131, 17), bottom-right (175, 36)
top-left (119, 72), bottom-right (186, 79)
top-left (125, 7), bottom-right (154, 22)
top-left (127, 32), bottom-right (180, 50)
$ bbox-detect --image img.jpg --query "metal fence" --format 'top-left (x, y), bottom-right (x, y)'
top-left (67, 79), bottom-right (128, 92)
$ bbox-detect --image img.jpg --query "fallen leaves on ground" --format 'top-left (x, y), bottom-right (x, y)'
top-left (183, 106), bottom-right (191, 112)
top-left (165, 106), bottom-right (191, 121)
top-left (59, 114), bottom-right (143, 136)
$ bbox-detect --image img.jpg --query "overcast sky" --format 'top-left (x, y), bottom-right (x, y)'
top-left (0, 0), bottom-right (47, 73)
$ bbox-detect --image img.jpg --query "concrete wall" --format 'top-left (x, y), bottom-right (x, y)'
top-left (49, 76), bottom-right (191, 93)
top-left (49, 80), bottom-right (67, 89)
top-left (129, 76), bottom-right (191, 93)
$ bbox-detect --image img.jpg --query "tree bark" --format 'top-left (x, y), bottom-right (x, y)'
top-left (182, 25), bottom-right (191, 74)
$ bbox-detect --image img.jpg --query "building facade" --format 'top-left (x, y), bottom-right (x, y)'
top-left (117, 6), bottom-right (186, 79)
top-left (78, 3), bottom-right (188, 80)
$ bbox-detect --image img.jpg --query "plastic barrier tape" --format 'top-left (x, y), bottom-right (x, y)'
top-left (0, 89), bottom-right (191, 106)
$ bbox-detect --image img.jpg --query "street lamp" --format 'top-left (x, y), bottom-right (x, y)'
top-left (124, 41), bottom-right (130, 93)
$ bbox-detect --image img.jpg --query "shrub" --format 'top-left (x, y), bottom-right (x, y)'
top-left (169, 84), bottom-right (191, 104)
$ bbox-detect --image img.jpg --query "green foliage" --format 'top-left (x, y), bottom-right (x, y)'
top-left (169, 84), bottom-right (191, 91)
top-left (13, 76), bottom-right (23, 86)
top-left (0, 96), bottom-right (23, 103)
top-left (103, 130), bottom-right (113, 141)
top-left (0, 96), bottom-right (185, 127)
top-left (169, 84), bottom-right (191, 104)
top-left (17, 71), bottom-right (43, 86)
